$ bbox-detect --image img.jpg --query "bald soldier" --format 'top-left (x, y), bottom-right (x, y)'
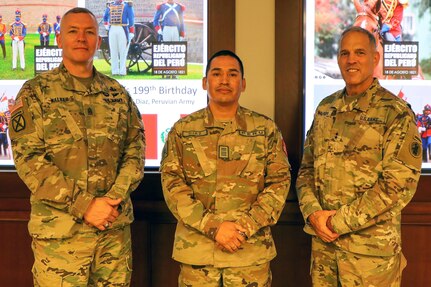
top-left (160, 50), bottom-right (291, 286)
top-left (296, 26), bottom-right (422, 286)
top-left (9, 7), bottom-right (145, 286)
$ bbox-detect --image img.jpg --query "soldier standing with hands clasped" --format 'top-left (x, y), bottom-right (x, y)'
top-left (297, 26), bottom-right (422, 286)
top-left (103, 0), bottom-right (135, 76)
top-left (10, 9), bottom-right (26, 71)
top-left (0, 15), bottom-right (6, 59)
top-left (153, 0), bottom-right (186, 42)
top-left (9, 7), bottom-right (145, 286)
top-left (161, 50), bottom-right (291, 286)
top-left (38, 14), bottom-right (52, 46)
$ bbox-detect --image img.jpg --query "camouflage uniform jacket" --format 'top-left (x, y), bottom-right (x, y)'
top-left (160, 106), bottom-right (291, 267)
top-left (296, 79), bottom-right (422, 256)
top-left (9, 63), bottom-right (145, 239)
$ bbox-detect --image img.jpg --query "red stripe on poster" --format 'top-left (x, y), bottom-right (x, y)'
top-left (142, 114), bottom-right (158, 160)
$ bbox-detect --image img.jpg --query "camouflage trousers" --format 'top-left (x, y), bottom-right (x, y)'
top-left (32, 225), bottom-right (132, 287)
top-left (178, 262), bottom-right (272, 287)
top-left (310, 237), bottom-right (406, 287)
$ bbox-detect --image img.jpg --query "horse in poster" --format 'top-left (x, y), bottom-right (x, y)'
top-left (353, 0), bottom-right (424, 80)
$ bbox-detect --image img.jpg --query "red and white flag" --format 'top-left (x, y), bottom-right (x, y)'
top-left (0, 92), bottom-right (7, 102)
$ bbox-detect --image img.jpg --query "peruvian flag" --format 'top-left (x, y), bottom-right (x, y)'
top-left (397, 89), bottom-right (406, 101)
top-left (0, 93), bottom-right (7, 102)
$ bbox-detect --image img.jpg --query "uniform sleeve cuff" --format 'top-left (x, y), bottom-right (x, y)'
top-left (202, 214), bottom-right (224, 240)
top-left (70, 192), bottom-right (94, 220)
top-left (303, 207), bottom-right (322, 225)
top-left (331, 212), bottom-right (351, 235)
top-left (236, 214), bottom-right (260, 238)
top-left (106, 185), bottom-right (127, 201)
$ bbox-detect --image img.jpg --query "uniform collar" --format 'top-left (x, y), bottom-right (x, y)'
top-left (331, 78), bottom-right (381, 113)
top-left (58, 62), bottom-right (110, 95)
top-left (204, 106), bottom-right (248, 131)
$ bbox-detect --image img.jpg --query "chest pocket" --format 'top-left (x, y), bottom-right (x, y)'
top-left (190, 138), bottom-right (216, 177)
top-left (344, 120), bottom-right (383, 191)
top-left (181, 133), bottom-right (217, 182)
top-left (312, 113), bottom-right (335, 159)
top-left (230, 136), bottom-right (265, 183)
top-left (44, 107), bottom-right (84, 148)
top-left (93, 104), bottom-right (125, 145)
top-left (57, 108), bottom-right (84, 141)
top-left (233, 139), bottom-right (257, 175)
top-left (232, 137), bottom-right (265, 193)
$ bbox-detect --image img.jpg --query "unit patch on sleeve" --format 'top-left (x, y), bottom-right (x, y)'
top-left (11, 111), bottom-right (26, 133)
top-left (8, 98), bottom-right (35, 139)
top-left (410, 141), bottom-right (421, 158)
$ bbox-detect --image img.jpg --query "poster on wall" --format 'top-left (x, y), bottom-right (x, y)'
top-left (0, 0), bottom-right (208, 169)
top-left (305, 0), bottom-right (431, 171)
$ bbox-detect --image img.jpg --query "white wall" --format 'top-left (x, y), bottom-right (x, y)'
top-left (236, 0), bottom-right (275, 119)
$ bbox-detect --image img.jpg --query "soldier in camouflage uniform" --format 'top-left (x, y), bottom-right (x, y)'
top-left (9, 8), bottom-right (145, 287)
top-left (160, 50), bottom-right (291, 286)
top-left (296, 26), bottom-right (422, 287)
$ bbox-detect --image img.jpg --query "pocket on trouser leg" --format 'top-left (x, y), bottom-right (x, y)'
top-left (32, 265), bottom-right (62, 287)
top-left (32, 239), bottom-right (91, 287)
top-left (309, 255), bottom-right (314, 276)
top-left (126, 254), bottom-right (133, 272)
top-left (395, 252), bottom-right (407, 286)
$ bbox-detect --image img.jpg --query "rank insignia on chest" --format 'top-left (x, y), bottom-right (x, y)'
top-left (218, 145), bottom-right (229, 160)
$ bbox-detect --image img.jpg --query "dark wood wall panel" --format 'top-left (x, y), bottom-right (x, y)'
top-left (271, 223), bottom-right (312, 287)
top-left (1, 1), bottom-right (430, 286)
top-left (275, 0), bottom-right (303, 180)
top-left (0, 219), bottom-right (33, 287)
top-left (207, 0), bottom-right (235, 54)
top-left (401, 224), bottom-right (431, 286)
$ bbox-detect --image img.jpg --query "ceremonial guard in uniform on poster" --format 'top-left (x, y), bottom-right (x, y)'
top-left (0, 15), bottom-right (6, 59)
top-left (379, 0), bottom-right (409, 42)
top-left (153, 0), bottom-right (186, 42)
top-left (38, 14), bottom-right (52, 46)
top-left (103, 0), bottom-right (135, 76)
top-left (417, 104), bottom-right (431, 162)
top-left (53, 15), bottom-right (61, 46)
top-left (9, 9), bottom-right (26, 71)
top-left (0, 115), bottom-right (8, 157)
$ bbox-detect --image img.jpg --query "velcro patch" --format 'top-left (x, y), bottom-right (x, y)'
top-left (410, 141), bottom-right (421, 158)
top-left (9, 98), bottom-right (23, 115)
top-left (238, 130), bottom-right (265, 137)
top-left (182, 130), bottom-right (208, 137)
top-left (8, 97), bottom-right (35, 139)
top-left (11, 112), bottom-right (26, 133)
top-left (396, 123), bottom-right (422, 171)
